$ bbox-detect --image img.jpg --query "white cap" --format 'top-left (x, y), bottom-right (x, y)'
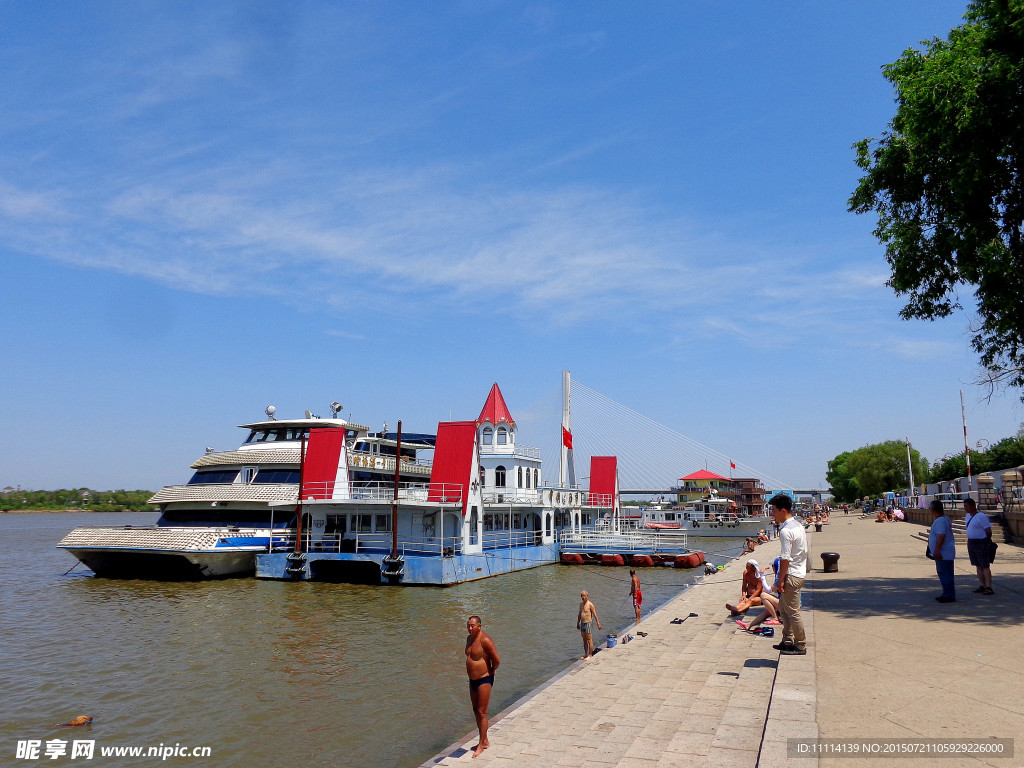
top-left (746, 559), bottom-right (758, 568)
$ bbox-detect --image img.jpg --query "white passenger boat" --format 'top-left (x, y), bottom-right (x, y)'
top-left (58, 385), bottom-right (613, 584)
top-left (57, 403), bottom-right (436, 579)
top-left (637, 495), bottom-right (772, 538)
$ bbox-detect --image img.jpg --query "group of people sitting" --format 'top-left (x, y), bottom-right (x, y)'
top-left (726, 557), bottom-right (783, 631)
top-left (741, 525), bottom-right (778, 554)
top-left (875, 505), bottom-right (904, 523)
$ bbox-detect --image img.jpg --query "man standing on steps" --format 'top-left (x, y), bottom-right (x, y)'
top-left (465, 615), bottom-right (500, 758)
top-left (769, 494), bottom-right (808, 656)
top-left (577, 591), bottom-right (602, 659)
top-left (630, 569), bottom-right (642, 623)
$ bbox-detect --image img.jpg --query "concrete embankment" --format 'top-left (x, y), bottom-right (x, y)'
top-left (423, 516), bottom-right (1024, 768)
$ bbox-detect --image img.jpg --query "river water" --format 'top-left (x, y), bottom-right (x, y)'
top-left (2, 512), bottom-right (745, 768)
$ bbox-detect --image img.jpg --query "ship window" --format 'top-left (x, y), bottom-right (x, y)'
top-left (666, 512), bottom-right (676, 521)
top-left (355, 514), bottom-right (372, 533)
top-left (534, 469), bottom-right (539, 486)
top-left (187, 469), bottom-right (239, 484)
top-left (494, 466), bottom-right (506, 487)
top-left (246, 430), bottom-right (270, 443)
top-left (497, 428), bottom-right (507, 444)
top-left (482, 427), bottom-right (493, 445)
top-left (526, 468), bottom-right (531, 489)
top-left (517, 467), bottom-right (523, 487)
top-left (375, 514), bottom-right (391, 532)
top-left (253, 469), bottom-right (300, 484)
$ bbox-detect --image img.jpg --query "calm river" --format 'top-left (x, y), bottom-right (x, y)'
top-left (2, 512), bottom-right (745, 767)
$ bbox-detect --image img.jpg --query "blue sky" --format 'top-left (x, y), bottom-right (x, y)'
top-left (2, 1), bottom-right (1021, 493)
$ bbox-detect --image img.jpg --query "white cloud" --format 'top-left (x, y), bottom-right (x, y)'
top-left (0, 150), bottom-right (906, 353)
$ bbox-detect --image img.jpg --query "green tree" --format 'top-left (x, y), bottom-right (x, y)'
top-left (827, 441), bottom-right (928, 501)
top-left (849, 0), bottom-right (1024, 396)
top-left (826, 451), bottom-right (860, 502)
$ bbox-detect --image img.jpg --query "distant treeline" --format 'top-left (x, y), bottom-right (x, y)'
top-left (1, 488), bottom-right (156, 512)
top-left (928, 432), bottom-right (1024, 484)
top-left (827, 425), bottom-right (1024, 502)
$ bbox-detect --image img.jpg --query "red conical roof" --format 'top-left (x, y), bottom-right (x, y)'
top-left (679, 469), bottom-right (730, 481)
top-left (477, 382), bottom-right (516, 427)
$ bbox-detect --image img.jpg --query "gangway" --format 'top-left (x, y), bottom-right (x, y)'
top-left (557, 529), bottom-right (688, 556)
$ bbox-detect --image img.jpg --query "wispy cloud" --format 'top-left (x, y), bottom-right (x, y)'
top-left (0, 154), bottom-right (903, 350)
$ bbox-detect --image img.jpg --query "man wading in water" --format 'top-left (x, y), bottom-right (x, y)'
top-left (465, 615), bottom-right (500, 758)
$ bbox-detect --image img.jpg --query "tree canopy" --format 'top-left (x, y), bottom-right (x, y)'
top-left (826, 441), bottom-right (929, 502)
top-left (0, 488), bottom-right (155, 512)
top-left (849, 0), bottom-right (1024, 396)
top-left (927, 423), bottom-right (1024, 482)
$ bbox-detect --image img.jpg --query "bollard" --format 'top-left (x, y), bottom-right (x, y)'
top-left (821, 552), bottom-right (840, 573)
top-left (814, 522), bottom-right (823, 532)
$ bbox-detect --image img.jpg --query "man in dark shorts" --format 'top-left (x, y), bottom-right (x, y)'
top-left (964, 497), bottom-right (994, 595)
top-left (630, 568), bottom-right (642, 623)
top-left (577, 591), bottom-right (602, 659)
top-left (465, 615), bottom-right (500, 758)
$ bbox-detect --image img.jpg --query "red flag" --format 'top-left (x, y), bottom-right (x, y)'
top-left (730, 460), bottom-right (736, 469)
top-left (562, 426), bottom-right (573, 449)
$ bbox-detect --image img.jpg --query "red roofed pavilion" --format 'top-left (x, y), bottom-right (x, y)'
top-left (678, 470), bottom-right (730, 482)
top-left (477, 382), bottom-right (516, 427)
top-left (675, 468), bottom-right (733, 505)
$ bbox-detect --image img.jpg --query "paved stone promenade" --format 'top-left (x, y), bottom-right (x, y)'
top-left (423, 517), bottom-right (1024, 768)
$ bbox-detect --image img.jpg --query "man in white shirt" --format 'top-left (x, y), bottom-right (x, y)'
top-left (964, 497), bottom-right (994, 595)
top-left (770, 494), bottom-right (808, 655)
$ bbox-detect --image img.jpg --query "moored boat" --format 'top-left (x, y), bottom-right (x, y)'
top-left (58, 385), bottom-right (614, 584)
top-left (57, 404), bottom-right (433, 579)
top-left (638, 495), bottom-right (772, 538)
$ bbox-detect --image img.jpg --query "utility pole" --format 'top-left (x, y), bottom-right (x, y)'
top-left (961, 390), bottom-right (973, 493)
top-left (905, 436), bottom-right (915, 499)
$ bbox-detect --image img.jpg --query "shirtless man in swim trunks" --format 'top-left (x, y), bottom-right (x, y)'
top-left (726, 559), bottom-right (765, 616)
top-left (465, 615), bottom-right (500, 758)
top-left (577, 591), bottom-right (602, 659)
top-left (630, 569), bottom-right (642, 623)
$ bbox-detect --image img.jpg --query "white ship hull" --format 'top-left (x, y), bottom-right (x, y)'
top-left (58, 525), bottom-right (270, 579)
top-left (675, 518), bottom-right (767, 537)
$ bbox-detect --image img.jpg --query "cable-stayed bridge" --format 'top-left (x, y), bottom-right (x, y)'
top-left (541, 375), bottom-right (792, 495)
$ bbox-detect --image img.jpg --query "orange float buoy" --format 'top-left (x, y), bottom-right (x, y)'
top-left (600, 554), bottom-right (625, 566)
top-left (631, 555), bottom-right (654, 567)
top-left (561, 553), bottom-right (584, 564)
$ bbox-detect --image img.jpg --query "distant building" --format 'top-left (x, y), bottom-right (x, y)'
top-left (732, 477), bottom-right (768, 518)
top-left (673, 470), bottom-right (733, 505)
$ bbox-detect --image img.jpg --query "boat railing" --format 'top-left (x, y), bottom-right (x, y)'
top-left (481, 529), bottom-right (543, 549)
top-left (558, 528), bottom-right (688, 553)
top-left (482, 490), bottom-right (542, 504)
top-left (674, 509), bottom-right (772, 524)
top-left (348, 451), bottom-right (433, 473)
top-left (273, 531), bottom-right (467, 557)
top-left (297, 481), bottom-right (463, 503)
top-left (269, 527), bottom-right (545, 557)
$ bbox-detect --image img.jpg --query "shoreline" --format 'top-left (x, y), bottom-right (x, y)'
top-left (420, 535), bottom-right (765, 767)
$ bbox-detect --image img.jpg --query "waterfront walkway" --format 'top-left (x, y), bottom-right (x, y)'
top-left (424, 516), bottom-right (1024, 768)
